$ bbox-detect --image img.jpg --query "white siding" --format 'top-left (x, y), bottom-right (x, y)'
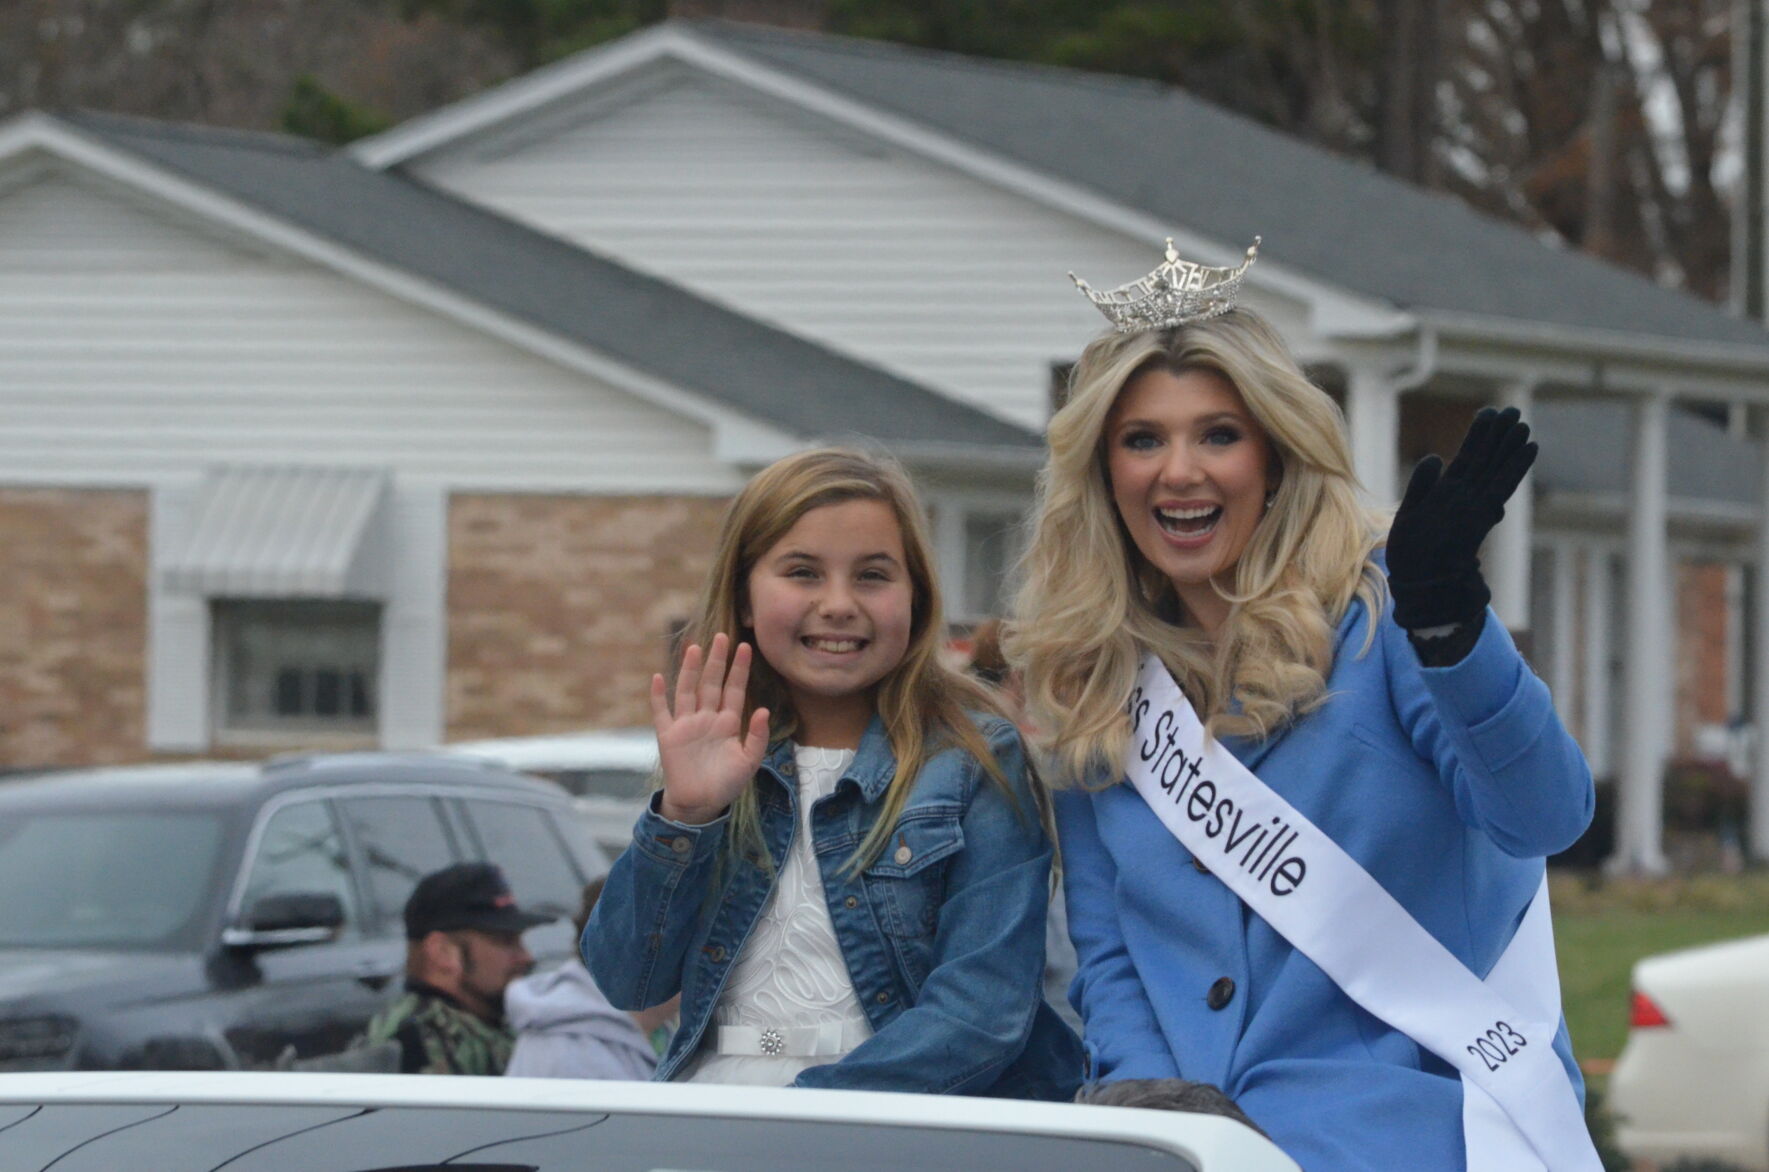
top-left (413, 70), bottom-right (1169, 431)
top-left (0, 167), bottom-right (740, 494)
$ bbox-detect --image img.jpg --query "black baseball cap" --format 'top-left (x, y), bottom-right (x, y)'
top-left (403, 862), bottom-right (556, 940)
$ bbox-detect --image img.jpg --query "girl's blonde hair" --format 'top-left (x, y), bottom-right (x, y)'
top-left (677, 446), bottom-right (1013, 870)
top-left (1008, 309), bottom-right (1387, 788)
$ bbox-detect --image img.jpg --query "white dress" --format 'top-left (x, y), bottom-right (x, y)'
top-left (681, 744), bottom-right (874, 1085)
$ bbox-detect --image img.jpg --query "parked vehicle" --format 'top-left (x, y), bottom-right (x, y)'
top-left (1608, 931), bottom-right (1769, 1170)
top-left (0, 754), bottom-right (610, 1072)
top-left (444, 727), bottom-right (655, 858)
top-left (0, 1069), bottom-right (1300, 1171)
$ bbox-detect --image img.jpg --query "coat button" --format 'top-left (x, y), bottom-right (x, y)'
top-left (875, 990), bottom-right (892, 1004)
top-left (894, 844), bottom-right (913, 865)
top-left (705, 945), bottom-right (727, 963)
top-left (844, 896), bottom-right (859, 909)
top-left (1192, 856), bottom-right (1210, 875)
top-left (780, 760), bottom-right (797, 777)
top-left (670, 836), bottom-right (691, 855)
top-left (1206, 977), bottom-right (1235, 1011)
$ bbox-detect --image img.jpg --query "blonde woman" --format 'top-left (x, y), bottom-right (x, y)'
top-left (1012, 249), bottom-right (1597, 1171)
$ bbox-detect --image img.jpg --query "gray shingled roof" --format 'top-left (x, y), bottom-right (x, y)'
top-left (695, 21), bottom-right (1769, 353)
top-left (61, 110), bottom-right (1040, 458)
top-left (1532, 401), bottom-right (1758, 506)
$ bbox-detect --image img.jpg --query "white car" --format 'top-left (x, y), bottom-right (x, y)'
top-left (0, 1070), bottom-right (1300, 1171)
top-left (1608, 932), bottom-right (1769, 1170)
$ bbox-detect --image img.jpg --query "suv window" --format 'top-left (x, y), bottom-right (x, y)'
top-left (337, 796), bottom-right (457, 933)
top-left (457, 800), bottom-right (583, 913)
top-left (238, 800), bottom-right (360, 936)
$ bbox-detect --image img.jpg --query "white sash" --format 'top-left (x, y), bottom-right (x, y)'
top-left (1124, 655), bottom-right (1599, 1172)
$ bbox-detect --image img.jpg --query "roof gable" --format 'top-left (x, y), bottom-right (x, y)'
top-left (0, 109), bottom-right (1037, 464)
top-left (357, 20), bottom-right (1769, 360)
top-left (692, 22), bottom-right (1769, 355)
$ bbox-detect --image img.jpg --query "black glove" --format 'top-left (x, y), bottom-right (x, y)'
top-left (1386, 406), bottom-right (1537, 633)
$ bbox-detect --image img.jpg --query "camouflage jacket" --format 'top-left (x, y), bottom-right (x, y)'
top-left (361, 981), bottom-right (514, 1076)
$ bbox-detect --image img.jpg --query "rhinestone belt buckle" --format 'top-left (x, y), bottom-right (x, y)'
top-left (759, 1027), bottom-right (786, 1057)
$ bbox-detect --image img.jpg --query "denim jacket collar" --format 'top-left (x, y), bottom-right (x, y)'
top-left (761, 714), bottom-right (897, 804)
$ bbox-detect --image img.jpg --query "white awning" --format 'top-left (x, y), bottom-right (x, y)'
top-left (162, 465), bottom-right (392, 598)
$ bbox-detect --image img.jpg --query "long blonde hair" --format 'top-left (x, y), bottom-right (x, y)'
top-left (678, 447), bottom-right (1013, 870)
top-left (1009, 310), bottom-right (1386, 788)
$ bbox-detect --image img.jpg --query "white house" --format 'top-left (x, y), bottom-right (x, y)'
top-left (6, 20), bottom-right (1769, 872)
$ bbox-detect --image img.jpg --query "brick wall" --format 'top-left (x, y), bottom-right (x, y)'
top-left (446, 493), bottom-right (730, 740)
top-left (1675, 561), bottom-right (1733, 756)
top-left (0, 488), bottom-right (148, 769)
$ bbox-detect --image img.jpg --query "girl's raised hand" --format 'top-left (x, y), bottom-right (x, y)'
top-left (650, 633), bottom-right (771, 825)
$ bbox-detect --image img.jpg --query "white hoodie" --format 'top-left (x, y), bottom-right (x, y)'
top-left (504, 963), bottom-right (660, 1081)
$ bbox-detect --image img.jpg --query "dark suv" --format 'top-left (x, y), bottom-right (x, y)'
top-left (0, 753), bottom-right (612, 1072)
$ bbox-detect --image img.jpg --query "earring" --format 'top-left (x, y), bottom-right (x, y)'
top-left (1264, 489), bottom-right (1277, 509)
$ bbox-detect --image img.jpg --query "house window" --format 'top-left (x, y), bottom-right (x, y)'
top-left (212, 599), bottom-right (379, 741)
top-left (962, 510), bottom-right (1025, 620)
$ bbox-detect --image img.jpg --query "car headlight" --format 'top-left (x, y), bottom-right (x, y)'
top-left (0, 1015), bottom-right (78, 1064)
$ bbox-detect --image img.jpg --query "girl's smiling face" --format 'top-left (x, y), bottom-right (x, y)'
top-left (1105, 365), bottom-right (1277, 637)
top-left (743, 497), bottom-right (914, 749)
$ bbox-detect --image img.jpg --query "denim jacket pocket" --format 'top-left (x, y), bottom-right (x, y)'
top-left (863, 809), bottom-right (964, 938)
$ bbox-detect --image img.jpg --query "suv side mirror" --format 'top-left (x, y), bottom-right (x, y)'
top-left (222, 892), bottom-right (345, 950)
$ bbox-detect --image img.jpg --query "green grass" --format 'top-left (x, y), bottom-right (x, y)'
top-left (1552, 872), bottom-right (1769, 1064)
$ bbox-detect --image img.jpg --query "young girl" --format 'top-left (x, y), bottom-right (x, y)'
top-left (583, 447), bottom-right (1081, 1098)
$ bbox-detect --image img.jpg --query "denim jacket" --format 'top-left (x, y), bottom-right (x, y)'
top-left (583, 713), bottom-right (1082, 1099)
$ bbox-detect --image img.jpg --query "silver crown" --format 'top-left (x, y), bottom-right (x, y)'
top-left (1070, 237), bottom-right (1261, 333)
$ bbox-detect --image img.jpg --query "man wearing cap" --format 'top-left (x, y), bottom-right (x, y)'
top-left (359, 861), bottom-right (554, 1075)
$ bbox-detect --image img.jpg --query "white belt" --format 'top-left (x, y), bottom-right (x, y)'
top-left (715, 1020), bottom-right (869, 1059)
top-left (1125, 654), bottom-right (1600, 1172)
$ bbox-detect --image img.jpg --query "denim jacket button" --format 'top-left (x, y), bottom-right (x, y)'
top-left (670, 836), bottom-right (691, 855)
top-left (893, 844), bottom-right (913, 865)
top-left (844, 896), bottom-right (859, 909)
top-left (875, 991), bottom-right (892, 1004)
top-left (781, 760), bottom-right (797, 777)
top-left (704, 944), bottom-right (727, 963)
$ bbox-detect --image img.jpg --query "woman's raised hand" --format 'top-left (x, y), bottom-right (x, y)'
top-left (1385, 406), bottom-right (1537, 632)
top-left (650, 633), bottom-right (771, 825)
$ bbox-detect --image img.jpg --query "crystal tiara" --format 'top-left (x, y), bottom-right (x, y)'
top-left (1070, 237), bottom-right (1261, 333)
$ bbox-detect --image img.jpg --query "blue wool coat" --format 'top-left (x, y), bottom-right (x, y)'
top-left (1055, 599), bottom-right (1594, 1172)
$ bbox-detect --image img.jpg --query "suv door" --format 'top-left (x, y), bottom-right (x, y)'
top-left (335, 794), bottom-right (461, 938)
top-left (453, 798), bottom-right (587, 965)
top-left (218, 798), bottom-right (398, 1065)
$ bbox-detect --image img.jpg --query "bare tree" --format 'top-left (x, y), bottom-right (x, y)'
top-left (1438, 0), bottom-right (1733, 296)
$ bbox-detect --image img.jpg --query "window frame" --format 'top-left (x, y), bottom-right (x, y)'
top-left (927, 491), bottom-right (1032, 625)
top-left (331, 792), bottom-right (465, 939)
top-left (208, 597), bottom-right (383, 749)
top-left (229, 795), bottom-right (365, 941)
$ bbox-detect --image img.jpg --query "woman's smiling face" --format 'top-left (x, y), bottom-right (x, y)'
top-left (1104, 365), bottom-right (1276, 636)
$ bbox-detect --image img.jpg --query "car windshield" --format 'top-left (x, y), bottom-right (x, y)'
top-left (0, 809), bottom-right (228, 950)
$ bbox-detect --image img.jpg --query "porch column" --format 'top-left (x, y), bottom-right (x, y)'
top-left (931, 499), bottom-right (966, 613)
top-left (1753, 406), bottom-right (1769, 858)
top-left (1345, 364), bottom-right (1400, 507)
top-left (1581, 545), bottom-right (1614, 779)
top-left (1548, 540), bottom-right (1578, 708)
top-left (1488, 381), bottom-right (1536, 632)
top-left (1612, 391), bottom-right (1672, 874)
